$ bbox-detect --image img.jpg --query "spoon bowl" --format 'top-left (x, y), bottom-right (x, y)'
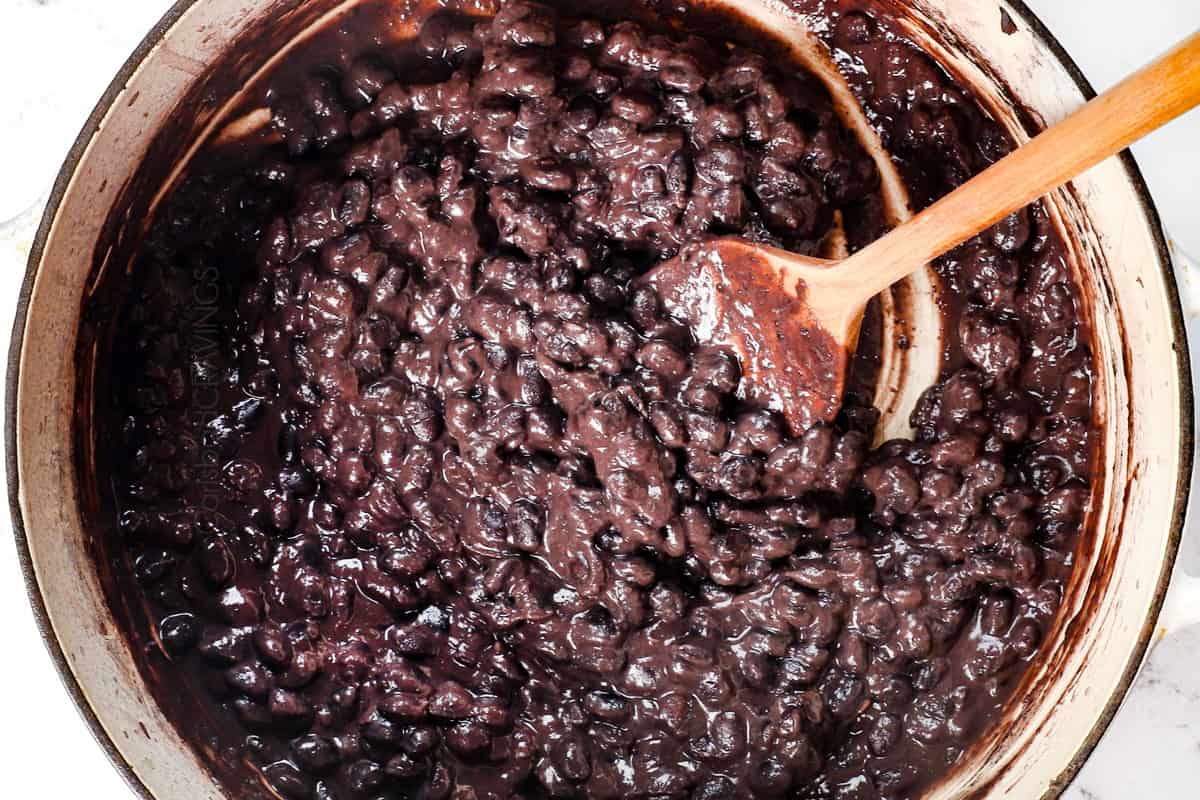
top-left (645, 238), bottom-right (849, 435)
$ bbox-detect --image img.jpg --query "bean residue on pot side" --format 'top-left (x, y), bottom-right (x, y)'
top-left (102, 1), bottom-right (1095, 798)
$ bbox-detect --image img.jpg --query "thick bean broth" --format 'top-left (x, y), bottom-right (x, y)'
top-left (96, 1), bottom-right (1095, 798)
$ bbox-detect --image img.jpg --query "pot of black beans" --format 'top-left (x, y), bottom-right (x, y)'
top-left (8, 1), bottom-right (1191, 799)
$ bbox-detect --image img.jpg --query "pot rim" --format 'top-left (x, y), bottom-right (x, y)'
top-left (5, 2), bottom-right (1193, 799)
top-left (993, 4), bottom-right (1193, 795)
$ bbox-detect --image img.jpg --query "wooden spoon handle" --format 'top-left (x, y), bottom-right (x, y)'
top-left (843, 30), bottom-right (1200, 301)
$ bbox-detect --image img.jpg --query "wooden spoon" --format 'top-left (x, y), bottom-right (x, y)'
top-left (646, 31), bottom-right (1200, 435)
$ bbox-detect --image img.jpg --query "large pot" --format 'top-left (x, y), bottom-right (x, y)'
top-left (7, 0), bottom-right (1193, 798)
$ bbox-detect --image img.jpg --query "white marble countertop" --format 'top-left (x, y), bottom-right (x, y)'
top-left (1, 0), bottom-right (1197, 797)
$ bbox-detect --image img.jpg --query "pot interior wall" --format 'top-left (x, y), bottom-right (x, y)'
top-left (886, 3), bottom-right (1188, 796)
top-left (11, 1), bottom-right (1190, 799)
top-left (21, 1), bottom-right (355, 797)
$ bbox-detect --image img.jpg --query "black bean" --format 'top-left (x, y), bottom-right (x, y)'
top-left (345, 759), bottom-right (384, 793)
top-left (158, 613), bottom-right (199, 655)
top-left (293, 734), bottom-right (341, 775)
top-left (264, 762), bottom-right (313, 799)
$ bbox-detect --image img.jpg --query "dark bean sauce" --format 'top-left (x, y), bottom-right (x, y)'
top-left (99, 1), bottom-right (1095, 798)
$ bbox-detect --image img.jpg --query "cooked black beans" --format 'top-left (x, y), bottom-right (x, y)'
top-left (104, 2), bottom-right (1093, 799)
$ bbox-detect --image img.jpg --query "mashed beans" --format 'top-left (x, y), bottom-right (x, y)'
top-left (104, 2), bottom-right (1095, 798)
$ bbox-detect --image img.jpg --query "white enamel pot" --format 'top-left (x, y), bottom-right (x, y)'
top-left (7, 1), bottom-right (1193, 798)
